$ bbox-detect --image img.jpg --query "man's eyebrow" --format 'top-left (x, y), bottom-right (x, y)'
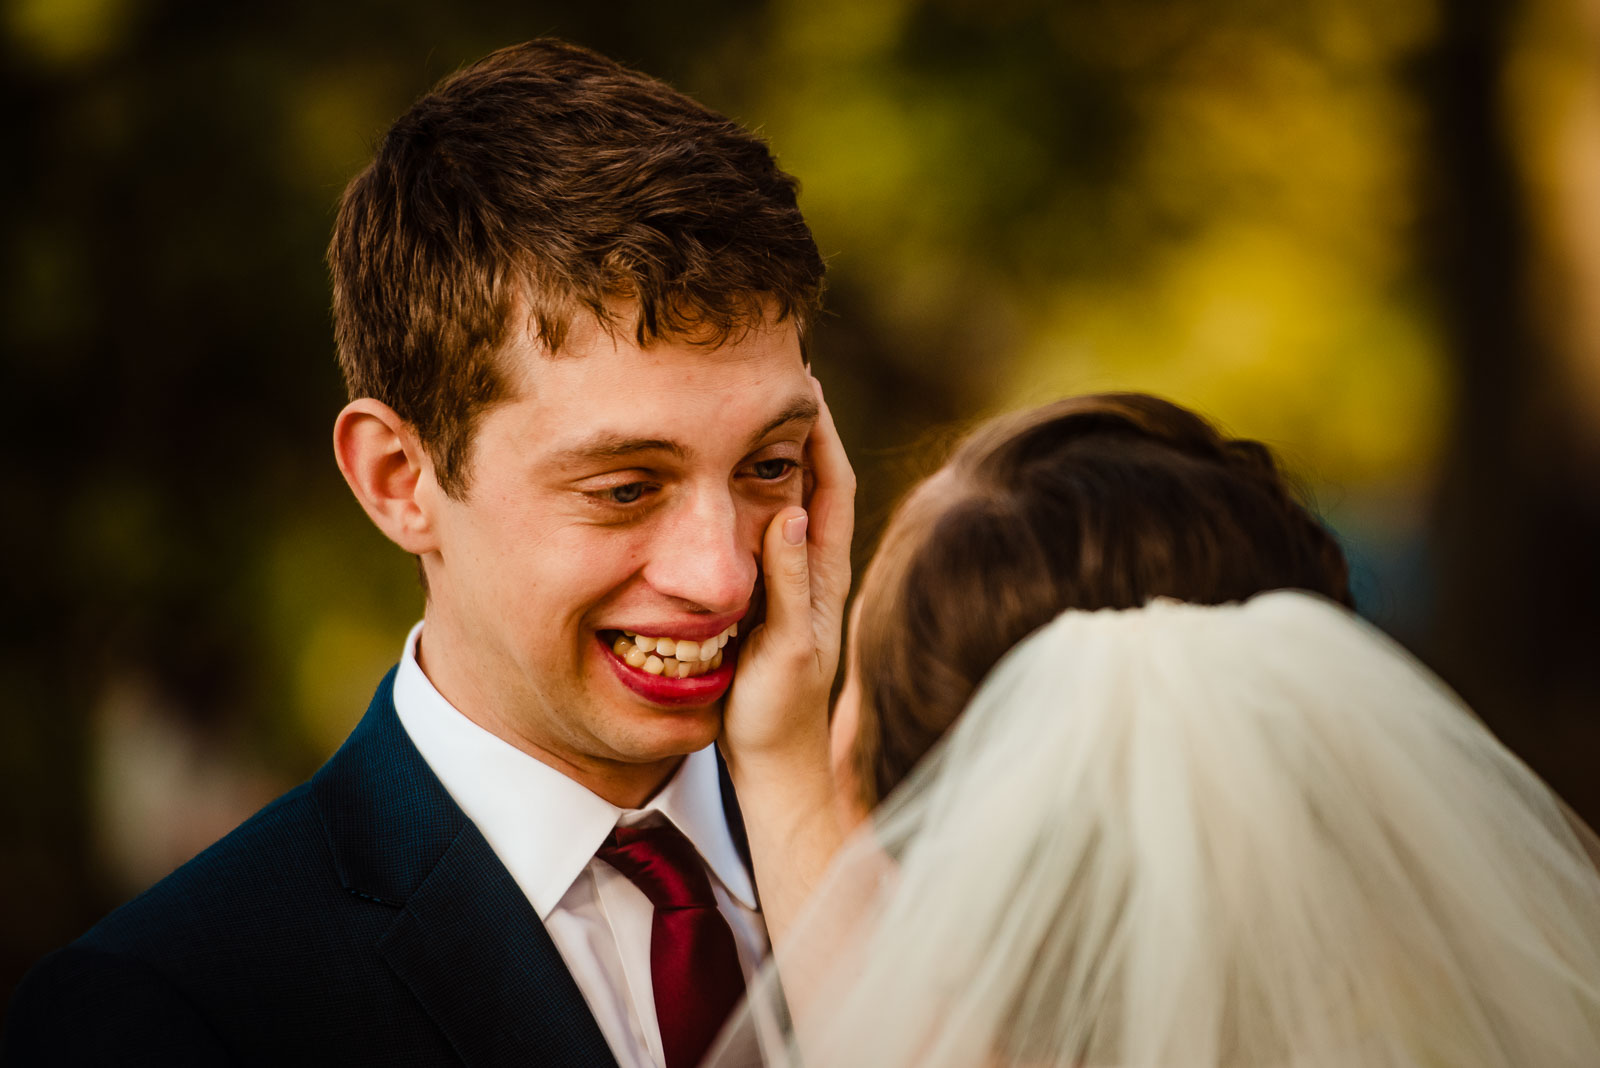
top-left (549, 435), bottom-right (686, 466)
top-left (749, 395), bottom-right (820, 447)
top-left (549, 395), bottom-right (819, 468)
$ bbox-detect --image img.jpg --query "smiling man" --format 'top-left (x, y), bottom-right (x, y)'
top-left (4, 39), bottom-right (833, 1067)
top-left (359, 309), bottom-right (818, 809)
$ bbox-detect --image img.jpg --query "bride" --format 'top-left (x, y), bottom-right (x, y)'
top-left (717, 391), bottom-right (1600, 1066)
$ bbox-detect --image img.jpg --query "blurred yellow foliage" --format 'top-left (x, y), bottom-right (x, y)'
top-left (292, 613), bottom-right (407, 756)
top-left (761, 0), bottom-right (1447, 494)
top-left (262, 514), bottom-right (419, 756)
top-left (1506, 0), bottom-right (1600, 440)
top-left (283, 62), bottom-right (411, 193)
top-left (4, 0), bottom-right (135, 68)
top-left (1014, 222), bottom-right (1445, 489)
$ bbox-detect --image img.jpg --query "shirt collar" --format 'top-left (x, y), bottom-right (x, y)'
top-left (391, 621), bottom-right (756, 918)
top-left (631, 745), bottom-right (757, 910)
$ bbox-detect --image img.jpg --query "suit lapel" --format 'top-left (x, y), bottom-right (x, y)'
top-left (377, 821), bottom-right (617, 1066)
top-left (716, 747), bottom-right (755, 891)
top-left (311, 670), bottom-right (617, 1067)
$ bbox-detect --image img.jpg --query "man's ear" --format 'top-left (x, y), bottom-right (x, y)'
top-left (333, 398), bottom-right (442, 555)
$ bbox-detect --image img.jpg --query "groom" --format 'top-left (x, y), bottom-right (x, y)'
top-left (4, 39), bottom-right (830, 1066)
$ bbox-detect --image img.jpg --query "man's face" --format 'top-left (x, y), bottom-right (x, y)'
top-left (417, 310), bottom-right (816, 796)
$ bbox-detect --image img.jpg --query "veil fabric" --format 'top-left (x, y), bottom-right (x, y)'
top-left (710, 592), bottom-right (1600, 1067)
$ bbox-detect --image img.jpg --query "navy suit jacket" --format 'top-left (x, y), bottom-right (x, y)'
top-left (3, 668), bottom-right (749, 1066)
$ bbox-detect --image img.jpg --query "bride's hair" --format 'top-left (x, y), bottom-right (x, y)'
top-left (850, 392), bottom-right (1351, 806)
top-left (714, 392), bottom-right (1600, 1068)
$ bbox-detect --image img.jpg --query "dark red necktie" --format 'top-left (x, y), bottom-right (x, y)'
top-left (597, 820), bottom-right (747, 1068)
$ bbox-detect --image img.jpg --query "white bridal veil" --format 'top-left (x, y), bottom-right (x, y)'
top-left (713, 592), bottom-right (1600, 1067)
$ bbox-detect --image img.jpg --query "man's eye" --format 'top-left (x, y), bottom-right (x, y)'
top-left (605, 483), bottom-right (648, 504)
top-left (751, 459), bottom-right (797, 480)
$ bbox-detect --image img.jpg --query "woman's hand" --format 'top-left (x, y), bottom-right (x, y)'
top-left (720, 373), bottom-right (855, 943)
top-left (722, 374), bottom-right (854, 767)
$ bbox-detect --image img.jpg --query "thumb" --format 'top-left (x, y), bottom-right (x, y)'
top-left (758, 506), bottom-right (811, 649)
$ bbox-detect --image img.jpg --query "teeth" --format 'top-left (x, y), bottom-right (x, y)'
top-left (610, 621), bottom-right (739, 677)
top-left (645, 654), bottom-right (719, 679)
top-left (613, 636), bottom-right (651, 669)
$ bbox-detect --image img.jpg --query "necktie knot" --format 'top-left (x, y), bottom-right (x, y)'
top-left (597, 821), bottom-right (719, 910)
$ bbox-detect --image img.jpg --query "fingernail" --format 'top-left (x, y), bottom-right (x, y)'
top-left (784, 513), bottom-right (808, 545)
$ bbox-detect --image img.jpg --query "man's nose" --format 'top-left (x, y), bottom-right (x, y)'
top-left (641, 488), bottom-right (759, 613)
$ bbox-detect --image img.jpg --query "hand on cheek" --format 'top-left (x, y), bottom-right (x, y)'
top-left (718, 376), bottom-right (856, 943)
top-left (721, 375), bottom-right (854, 768)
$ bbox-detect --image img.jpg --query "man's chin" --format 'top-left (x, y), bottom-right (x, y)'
top-left (604, 689), bottom-right (724, 748)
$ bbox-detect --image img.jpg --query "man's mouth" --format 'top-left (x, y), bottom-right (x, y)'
top-left (595, 620), bottom-right (745, 707)
top-left (601, 621), bottom-right (739, 679)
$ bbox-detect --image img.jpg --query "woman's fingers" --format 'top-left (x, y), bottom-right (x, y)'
top-left (720, 376), bottom-right (854, 763)
top-left (758, 506), bottom-right (812, 662)
top-left (804, 375), bottom-right (855, 622)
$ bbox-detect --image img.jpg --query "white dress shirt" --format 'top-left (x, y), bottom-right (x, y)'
top-left (391, 622), bottom-right (766, 1068)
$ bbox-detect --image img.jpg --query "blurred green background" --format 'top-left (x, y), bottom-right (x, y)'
top-left (5, 0), bottom-right (1599, 1006)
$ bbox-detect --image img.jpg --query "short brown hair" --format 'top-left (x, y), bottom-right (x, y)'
top-left (850, 393), bottom-right (1353, 807)
top-left (329, 39), bottom-right (825, 496)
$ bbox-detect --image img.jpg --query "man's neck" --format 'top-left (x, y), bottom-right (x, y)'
top-left (524, 748), bottom-right (685, 811)
top-left (411, 622), bottom-right (682, 809)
